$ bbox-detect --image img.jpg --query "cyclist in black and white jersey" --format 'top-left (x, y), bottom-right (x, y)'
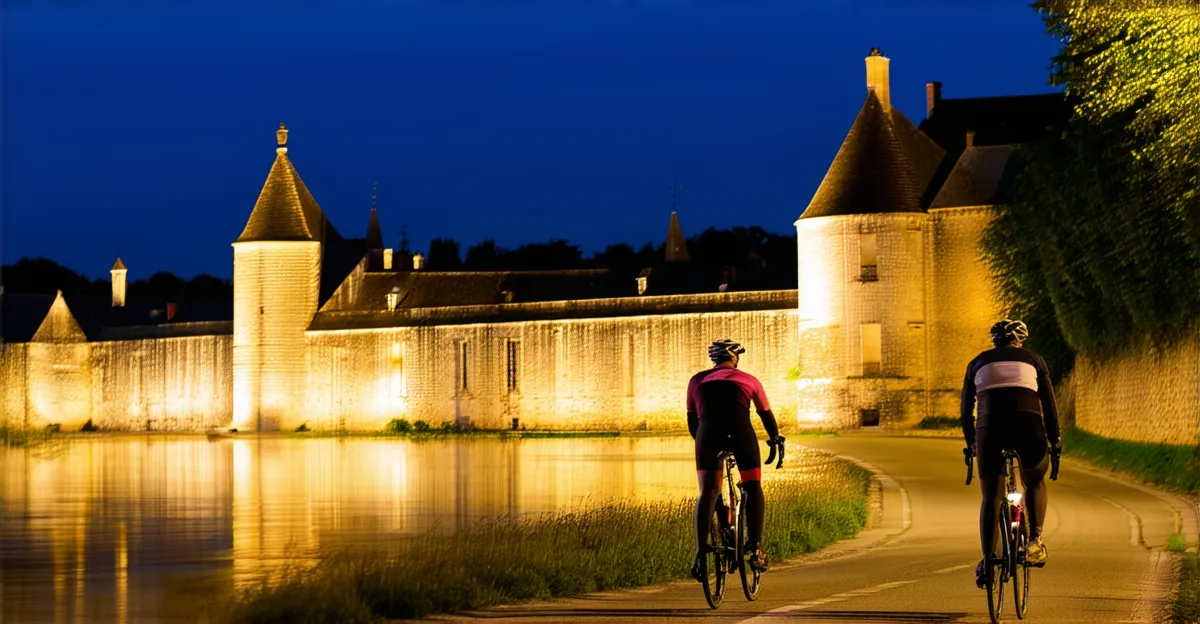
top-left (961, 319), bottom-right (1062, 588)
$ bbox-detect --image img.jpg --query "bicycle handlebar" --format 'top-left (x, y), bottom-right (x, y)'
top-left (764, 435), bottom-right (786, 469)
top-left (964, 447), bottom-right (975, 486)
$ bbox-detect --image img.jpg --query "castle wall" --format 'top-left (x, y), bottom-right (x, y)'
top-left (925, 207), bottom-right (1002, 419)
top-left (90, 334), bottom-right (232, 431)
top-left (304, 297), bottom-right (799, 432)
top-left (1, 344), bottom-right (29, 429)
top-left (1072, 339), bottom-right (1200, 446)
top-left (795, 213), bottom-right (930, 428)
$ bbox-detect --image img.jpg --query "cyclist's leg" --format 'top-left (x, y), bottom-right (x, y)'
top-left (1016, 412), bottom-right (1050, 542)
top-left (732, 430), bottom-right (766, 568)
top-left (975, 427), bottom-right (1005, 561)
top-left (694, 427), bottom-right (723, 557)
top-left (1020, 454), bottom-right (1049, 539)
top-left (695, 468), bottom-right (722, 551)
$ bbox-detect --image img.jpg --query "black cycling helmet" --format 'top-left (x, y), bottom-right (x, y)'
top-left (709, 339), bottom-right (745, 364)
top-left (990, 319), bottom-right (1029, 346)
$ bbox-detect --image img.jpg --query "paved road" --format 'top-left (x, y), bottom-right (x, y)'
top-left (435, 435), bottom-right (1197, 624)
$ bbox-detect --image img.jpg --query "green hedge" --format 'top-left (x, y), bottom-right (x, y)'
top-left (1064, 428), bottom-right (1200, 493)
top-left (982, 3), bottom-right (1200, 370)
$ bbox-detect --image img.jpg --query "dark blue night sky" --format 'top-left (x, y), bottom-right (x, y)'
top-left (2, 2), bottom-right (1060, 280)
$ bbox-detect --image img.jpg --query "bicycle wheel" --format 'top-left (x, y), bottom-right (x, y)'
top-left (737, 493), bottom-right (762, 600)
top-left (987, 505), bottom-right (1008, 623)
top-left (1013, 508), bottom-right (1030, 619)
top-left (701, 507), bottom-right (726, 609)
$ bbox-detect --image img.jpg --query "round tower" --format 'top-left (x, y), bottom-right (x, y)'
top-left (794, 50), bottom-right (946, 429)
top-left (231, 124), bottom-right (324, 431)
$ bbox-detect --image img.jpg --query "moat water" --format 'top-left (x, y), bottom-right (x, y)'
top-left (0, 434), bottom-right (713, 623)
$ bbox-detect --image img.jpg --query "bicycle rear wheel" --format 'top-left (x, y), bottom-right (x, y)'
top-left (1013, 508), bottom-right (1030, 619)
top-left (701, 507), bottom-right (726, 609)
top-left (737, 495), bottom-right (762, 600)
top-left (986, 504), bottom-right (1009, 623)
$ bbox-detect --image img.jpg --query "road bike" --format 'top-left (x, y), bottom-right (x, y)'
top-left (699, 436), bottom-right (786, 609)
top-left (965, 445), bottom-right (1060, 623)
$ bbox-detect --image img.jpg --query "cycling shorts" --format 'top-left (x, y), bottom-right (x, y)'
top-left (695, 422), bottom-right (762, 482)
top-left (975, 411), bottom-right (1049, 479)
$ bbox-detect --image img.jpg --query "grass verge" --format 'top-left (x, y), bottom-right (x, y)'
top-left (916, 416), bottom-right (960, 430)
top-left (227, 457), bottom-right (872, 623)
top-left (1063, 428), bottom-right (1200, 493)
top-left (0, 426), bottom-right (54, 448)
top-left (1176, 553), bottom-right (1199, 624)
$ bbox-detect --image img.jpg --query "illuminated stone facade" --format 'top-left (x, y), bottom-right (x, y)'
top-left (1, 52), bottom-right (1072, 433)
top-left (1073, 340), bottom-right (1200, 446)
top-left (305, 294), bottom-right (799, 431)
top-left (793, 52), bottom-right (1006, 428)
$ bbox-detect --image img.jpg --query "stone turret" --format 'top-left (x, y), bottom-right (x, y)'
top-left (231, 123), bottom-right (324, 432)
top-left (111, 257), bottom-right (127, 308)
top-left (794, 50), bottom-right (945, 429)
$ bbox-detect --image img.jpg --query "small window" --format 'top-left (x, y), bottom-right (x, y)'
top-left (458, 341), bottom-right (469, 391)
top-left (505, 339), bottom-right (521, 394)
top-left (860, 233), bottom-right (878, 282)
top-left (860, 408), bottom-right (881, 427)
top-left (861, 323), bottom-right (881, 377)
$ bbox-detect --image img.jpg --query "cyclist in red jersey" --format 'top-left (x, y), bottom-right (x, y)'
top-left (688, 339), bottom-right (782, 582)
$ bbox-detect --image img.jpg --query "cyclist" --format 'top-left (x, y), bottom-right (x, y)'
top-left (687, 339), bottom-right (782, 582)
top-left (961, 319), bottom-right (1062, 588)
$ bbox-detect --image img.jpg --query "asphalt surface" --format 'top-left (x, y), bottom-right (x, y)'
top-left (432, 434), bottom-right (1197, 624)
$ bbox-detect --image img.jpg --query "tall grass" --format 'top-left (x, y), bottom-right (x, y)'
top-left (1063, 428), bottom-right (1200, 493)
top-left (228, 460), bottom-right (871, 623)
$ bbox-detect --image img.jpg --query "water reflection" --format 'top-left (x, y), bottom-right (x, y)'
top-left (1, 435), bottom-right (697, 623)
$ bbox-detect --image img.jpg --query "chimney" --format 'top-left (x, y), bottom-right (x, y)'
top-left (412, 253), bottom-right (425, 271)
top-left (166, 302), bottom-right (178, 321)
top-left (865, 47), bottom-right (890, 109)
top-left (110, 257), bottom-right (127, 308)
top-left (926, 81), bottom-right (942, 118)
top-left (387, 286), bottom-right (400, 312)
top-left (383, 248), bottom-right (393, 271)
top-left (966, 130), bottom-right (976, 149)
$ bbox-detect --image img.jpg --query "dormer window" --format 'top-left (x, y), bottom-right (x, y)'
top-left (386, 286), bottom-right (401, 312)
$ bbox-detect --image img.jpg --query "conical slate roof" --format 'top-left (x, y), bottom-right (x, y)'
top-left (236, 126), bottom-right (338, 243)
top-left (665, 211), bottom-right (689, 262)
top-left (801, 92), bottom-right (946, 220)
top-left (111, 257), bottom-right (126, 271)
top-left (366, 208), bottom-right (384, 250)
top-left (31, 290), bottom-right (87, 343)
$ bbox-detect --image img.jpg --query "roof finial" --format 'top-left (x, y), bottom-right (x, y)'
top-left (372, 180), bottom-right (378, 211)
top-left (670, 182), bottom-right (682, 212)
top-left (869, 47), bottom-right (883, 57)
top-left (276, 122), bottom-right (288, 154)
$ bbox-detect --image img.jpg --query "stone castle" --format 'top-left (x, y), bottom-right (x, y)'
top-left (0, 50), bottom-right (1071, 433)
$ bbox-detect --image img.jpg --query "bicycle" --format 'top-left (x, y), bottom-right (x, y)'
top-left (965, 445), bottom-right (1060, 623)
top-left (699, 436), bottom-right (785, 609)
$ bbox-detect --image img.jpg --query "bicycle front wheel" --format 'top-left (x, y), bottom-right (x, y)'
top-left (737, 496), bottom-right (762, 601)
top-left (1013, 508), bottom-right (1030, 619)
top-left (701, 508), bottom-right (726, 609)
